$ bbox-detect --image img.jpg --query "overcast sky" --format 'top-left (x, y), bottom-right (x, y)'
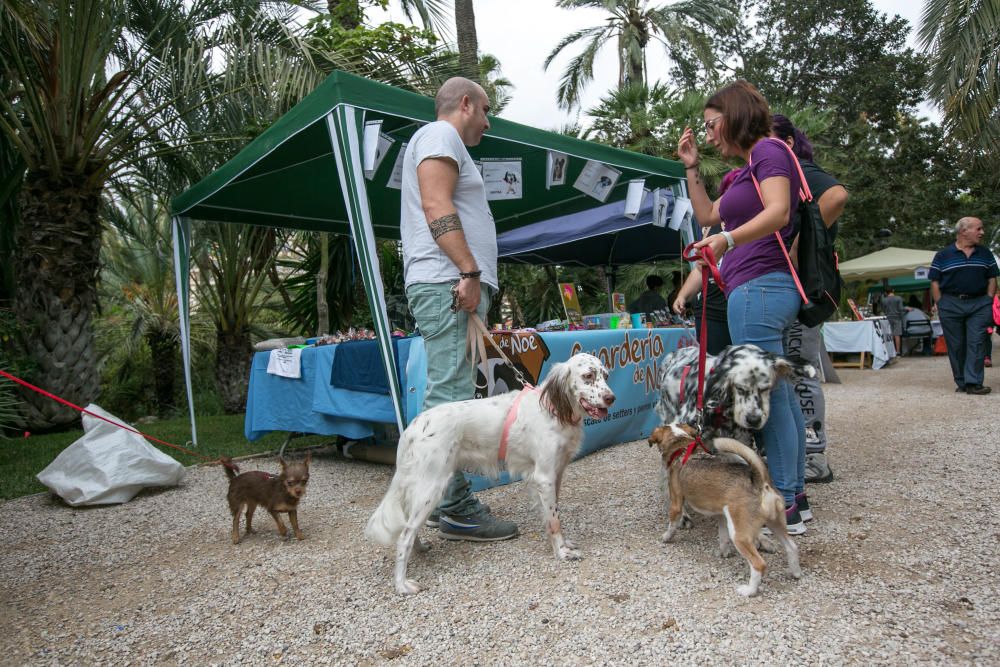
top-left (368, 0), bottom-right (936, 129)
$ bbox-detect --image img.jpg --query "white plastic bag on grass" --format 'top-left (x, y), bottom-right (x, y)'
top-left (36, 404), bottom-right (186, 506)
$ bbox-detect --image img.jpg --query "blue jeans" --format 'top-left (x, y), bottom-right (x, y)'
top-left (727, 272), bottom-right (806, 505)
top-left (406, 282), bottom-right (491, 517)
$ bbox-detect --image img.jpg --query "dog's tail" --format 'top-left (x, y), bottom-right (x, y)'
top-left (220, 457), bottom-right (239, 480)
top-left (364, 477), bottom-right (408, 546)
top-left (712, 438), bottom-right (772, 492)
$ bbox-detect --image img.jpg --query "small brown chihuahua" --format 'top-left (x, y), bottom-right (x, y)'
top-left (221, 454), bottom-right (311, 544)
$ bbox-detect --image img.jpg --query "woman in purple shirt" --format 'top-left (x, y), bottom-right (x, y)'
top-left (677, 80), bottom-right (808, 534)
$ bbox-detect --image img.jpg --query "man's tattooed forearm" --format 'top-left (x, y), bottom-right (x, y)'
top-left (429, 213), bottom-right (463, 239)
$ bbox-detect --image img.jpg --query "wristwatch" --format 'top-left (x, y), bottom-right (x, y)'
top-left (721, 230), bottom-right (735, 251)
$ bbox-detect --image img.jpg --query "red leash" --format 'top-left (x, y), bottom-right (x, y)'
top-left (0, 368), bottom-right (215, 463)
top-left (676, 241), bottom-right (728, 464)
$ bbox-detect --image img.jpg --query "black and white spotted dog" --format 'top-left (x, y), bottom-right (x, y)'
top-left (655, 344), bottom-right (817, 447)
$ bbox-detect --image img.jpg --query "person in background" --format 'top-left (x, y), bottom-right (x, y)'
top-left (771, 114), bottom-right (849, 485)
top-left (401, 77), bottom-right (518, 540)
top-left (629, 275), bottom-right (669, 320)
top-left (678, 80), bottom-right (809, 534)
top-left (672, 170), bottom-right (737, 355)
top-left (929, 216), bottom-right (998, 395)
top-left (665, 271), bottom-right (683, 311)
top-left (881, 287), bottom-right (905, 355)
top-left (904, 294), bottom-right (935, 356)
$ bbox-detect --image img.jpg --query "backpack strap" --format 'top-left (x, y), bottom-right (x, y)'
top-left (747, 137), bottom-right (812, 305)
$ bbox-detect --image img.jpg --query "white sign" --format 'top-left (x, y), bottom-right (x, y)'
top-left (386, 142), bottom-right (407, 190)
top-left (914, 266), bottom-right (929, 280)
top-left (363, 124), bottom-right (394, 181)
top-left (482, 159), bottom-right (523, 200)
top-left (573, 160), bottom-right (621, 203)
top-left (546, 151), bottom-right (568, 188)
top-left (652, 189), bottom-right (670, 228)
top-left (669, 196), bottom-right (693, 231)
top-left (623, 179), bottom-right (646, 220)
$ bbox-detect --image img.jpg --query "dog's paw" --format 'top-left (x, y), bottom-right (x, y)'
top-left (757, 535), bottom-right (777, 553)
top-left (557, 544), bottom-right (583, 560)
top-left (661, 530), bottom-right (676, 543)
top-left (294, 531), bottom-right (305, 541)
top-left (736, 584), bottom-right (759, 597)
top-left (415, 537), bottom-right (431, 553)
top-left (680, 515), bottom-right (694, 530)
top-left (396, 579), bottom-right (422, 595)
top-left (714, 545), bottom-right (734, 558)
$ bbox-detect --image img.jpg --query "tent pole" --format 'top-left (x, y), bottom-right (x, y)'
top-left (607, 265), bottom-right (616, 311)
top-left (171, 215), bottom-right (198, 446)
top-left (325, 107), bottom-right (407, 435)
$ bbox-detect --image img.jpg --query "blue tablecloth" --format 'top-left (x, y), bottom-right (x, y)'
top-left (245, 328), bottom-right (697, 488)
top-left (245, 337), bottom-right (419, 441)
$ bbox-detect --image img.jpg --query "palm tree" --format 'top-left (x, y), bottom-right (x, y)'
top-left (544, 0), bottom-right (732, 110)
top-left (100, 191), bottom-right (181, 413)
top-left (454, 0), bottom-right (479, 82)
top-left (919, 0), bottom-right (1000, 152)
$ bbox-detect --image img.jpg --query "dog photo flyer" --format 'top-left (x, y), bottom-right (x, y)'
top-left (573, 160), bottom-right (621, 203)
top-left (623, 178), bottom-right (647, 220)
top-left (546, 150), bottom-right (568, 188)
top-left (482, 159), bottom-right (523, 200)
top-left (363, 121), bottom-right (395, 180)
top-left (385, 142), bottom-right (407, 190)
top-left (652, 188), bottom-right (670, 228)
top-left (669, 196), bottom-right (693, 231)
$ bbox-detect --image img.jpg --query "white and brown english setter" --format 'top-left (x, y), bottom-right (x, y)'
top-left (365, 353), bottom-right (615, 595)
top-left (655, 344), bottom-right (816, 446)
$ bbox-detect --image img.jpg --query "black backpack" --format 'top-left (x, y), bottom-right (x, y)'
top-left (792, 197), bottom-right (842, 328)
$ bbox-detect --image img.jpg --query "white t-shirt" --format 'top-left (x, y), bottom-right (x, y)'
top-left (400, 121), bottom-right (498, 290)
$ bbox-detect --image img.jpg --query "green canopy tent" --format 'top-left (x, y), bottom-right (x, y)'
top-left (170, 70), bottom-right (687, 443)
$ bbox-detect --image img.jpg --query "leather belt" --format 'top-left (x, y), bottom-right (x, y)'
top-left (946, 293), bottom-right (986, 299)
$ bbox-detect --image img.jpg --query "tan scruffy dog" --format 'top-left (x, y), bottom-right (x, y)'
top-left (648, 423), bottom-right (800, 597)
top-left (221, 454), bottom-right (310, 544)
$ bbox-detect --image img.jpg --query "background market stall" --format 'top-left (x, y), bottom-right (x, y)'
top-left (170, 70), bottom-right (689, 447)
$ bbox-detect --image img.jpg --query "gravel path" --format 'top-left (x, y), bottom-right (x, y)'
top-left (1, 355), bottom-right (998, 665)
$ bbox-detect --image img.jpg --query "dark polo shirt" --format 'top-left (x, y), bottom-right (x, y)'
top-left (929, 244), bottom-right (998, 296)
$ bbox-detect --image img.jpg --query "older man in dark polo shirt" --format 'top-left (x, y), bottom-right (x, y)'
top-left (929, 217), bottom-right (998, 395)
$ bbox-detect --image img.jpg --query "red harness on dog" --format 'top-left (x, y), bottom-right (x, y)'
top-left (498, 385), bottom-right (536, 461)
top-left (676, 242), bottom-right (728, 465)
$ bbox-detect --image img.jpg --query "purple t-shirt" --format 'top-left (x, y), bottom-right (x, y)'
top-left (717, 138), bottom-right (801, 295)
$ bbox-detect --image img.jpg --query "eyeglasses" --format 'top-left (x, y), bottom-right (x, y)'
top-left (703, 115), bottom-right (723, 133)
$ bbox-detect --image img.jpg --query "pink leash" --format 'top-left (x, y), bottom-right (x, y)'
top-left (498, 385), bottom-right (536, 461)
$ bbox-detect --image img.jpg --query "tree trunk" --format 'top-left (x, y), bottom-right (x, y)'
top-left (317, 232), bottom-right (330, 335)
top-left (147, 330), bottom-right (176, 414)
top-left (215, 327), bottom-right (252, 413)
top-left (14, 171), bottom-right (102, 429)
top-left (327, 0), bottom-right (361, 29)
top-left (454, 0), bottom-right (480, 83)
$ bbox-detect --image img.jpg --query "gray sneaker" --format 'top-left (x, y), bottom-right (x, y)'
top-left (426, 502), bottom-right (490, 528)
top-left (439, 507), bottom-right (518, 542)
top-left (805, 452), bottom-right (834, 483)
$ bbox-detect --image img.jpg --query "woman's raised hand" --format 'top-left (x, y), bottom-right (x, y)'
top-left (677, 127), bottom-right (699, 168)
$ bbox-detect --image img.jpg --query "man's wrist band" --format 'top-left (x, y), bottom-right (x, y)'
top-left (459, 270), bottom-right (482, 279)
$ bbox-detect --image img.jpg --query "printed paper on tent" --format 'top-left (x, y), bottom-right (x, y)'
top-left (386, 142), bottom-right (407, 190)
top-left (363, 121), bottom-right (395, 180)
top-left (483, 159), bottom-right (523, 200)
top-left (573, 161), bottom-right (621, 203)
top-left (623, 179), bottom-right (647, 220)
top-left (546, 151), bottom-right (568, 188)
top-left (669, 196), bottom-right (693, 231)
top-left (651, 189), bottom-right (669, 228)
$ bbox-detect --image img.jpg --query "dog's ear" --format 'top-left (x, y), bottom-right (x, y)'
top-left (773, 354), bottom-right (817, 381)
top-left (540, 362), bottom-right (578, 426)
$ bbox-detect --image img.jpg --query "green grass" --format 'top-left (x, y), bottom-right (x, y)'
top-left (0, 413), bottom-right (333, 500)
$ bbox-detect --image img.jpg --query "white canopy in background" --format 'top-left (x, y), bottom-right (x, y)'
top-left (838, 247), bottom-right (937, 280)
